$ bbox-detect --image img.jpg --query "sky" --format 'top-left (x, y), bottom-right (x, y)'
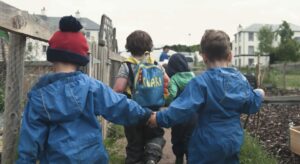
top-left (3, 0), bottom-right (300, 51)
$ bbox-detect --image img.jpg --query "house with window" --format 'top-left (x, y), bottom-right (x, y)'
top-left (232, 23), bottom-right (300, 67)
top-left (25, 9), bottom-right (100, 61)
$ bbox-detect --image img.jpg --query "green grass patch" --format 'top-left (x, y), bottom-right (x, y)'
top-left (104, 138), bottom-right (126, 163)
top-left (104, 125), bottom-right (126, 163)
top-left (240, 132), bottom-right (277, 164)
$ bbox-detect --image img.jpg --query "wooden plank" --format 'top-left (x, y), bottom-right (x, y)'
top-left (290, 126), bottom-right (300, 155)
top-left (264, 95), bottom-right (300, 104)
top-left (0, 1), bottom-right (53, 42)
top-left (109, 53), bottom-right (125, 62)
top-left (2, 33), bottom-right (26, 163)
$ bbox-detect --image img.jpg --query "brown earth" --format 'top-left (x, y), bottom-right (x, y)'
top-left (244, 89), bottom-right (300, 164)
top-left (159, 128), bottom-right (176, 164)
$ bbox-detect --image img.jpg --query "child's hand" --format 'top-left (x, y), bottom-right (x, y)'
top-left (147, 112), bottom-right (157, 128)
top-left (254, 88), bottom-right (265, 98)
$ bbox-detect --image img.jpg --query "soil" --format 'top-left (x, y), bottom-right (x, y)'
top-left (159, 128), bottom-right (187, 164)
top-left (159, 128), bottom-right (176, 164)
top-left (244, 89), bottom-right (300, 164)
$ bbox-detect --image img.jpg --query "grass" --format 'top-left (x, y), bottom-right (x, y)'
top-left (240, 132), bottom-right (278, 164)
top-left (104, 138), bottom-right (126, 163)
top-left (104, 124), bottom-right (126, 163)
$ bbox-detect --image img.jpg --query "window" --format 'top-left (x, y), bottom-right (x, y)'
top-left (238, 33), bottom-right (241, 42)
top-left (235, 48), bottom-right (237, 55)
top-left (28, 42), bottom-right (32, 52)
top-left (42, 45), bottom-right (47, 53)
top-left (238, 46), bottom-right (241, 54)
top-left (248, 58), bottom-right (254, 66)
top-left (248, 46), bottom-right (255, 55)
top-left (235, 59), bottom-right (237, 66)
top-left (86, 31), bottom-right (90, 39)
top-left (248, 32), bottom-right (254, 41)
top-left (238, 58), bottom-right (241, 67)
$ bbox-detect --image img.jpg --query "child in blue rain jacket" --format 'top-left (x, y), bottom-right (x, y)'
top-left (16, 16), bottom-right (151, 164)
top-left (148, 30), bottom-right (265, 164)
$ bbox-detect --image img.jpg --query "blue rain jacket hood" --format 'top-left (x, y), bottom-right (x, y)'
top-left (156, 68), bottom-right (263, 164)
top-left (17, 71), bottom-right (151, 164)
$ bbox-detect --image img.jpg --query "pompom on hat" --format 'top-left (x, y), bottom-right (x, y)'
top-left (47, 16), bottom-right (89, 66)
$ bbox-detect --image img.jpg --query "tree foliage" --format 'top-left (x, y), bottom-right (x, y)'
top-left (0, 30), bottom-right (9, 41)
top-left (275, 21), bottom-right (300, 62)
top-left (276, 39), bottom-right (299, 61)
top-left (277, 21), bottom-right (294, 44)
top-left (257, 26), bottom-right (274, 54)
top-left (169, 44), bottom-right (200, 52)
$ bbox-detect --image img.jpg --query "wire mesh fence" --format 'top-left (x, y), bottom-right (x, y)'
top-left (238, 62), bottom-right (300, 90)
top-left (263, 62), bottom-right (300, 90)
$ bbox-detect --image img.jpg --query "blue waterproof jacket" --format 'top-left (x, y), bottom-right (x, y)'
top-left (17, 71), bottom-right (151, 164)
top-left (159, 52), bottom-right (169, 62)
top-left (156, 68), bottom-right (263, 164)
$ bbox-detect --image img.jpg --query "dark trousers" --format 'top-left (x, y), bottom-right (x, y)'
top-left (171, 115), bottom-right (197, 160)
top-left (124, 124), bottom-right (165, 164)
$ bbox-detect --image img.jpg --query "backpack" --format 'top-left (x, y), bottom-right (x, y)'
top-left (126, 61), bottom-right (165, 108)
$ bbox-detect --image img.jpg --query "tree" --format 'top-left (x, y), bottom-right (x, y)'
top-left (275, 21), bottom-right (300, 88)
top-left (257, 26), bottom-right (274, 87)
top-left (169, 44), bottom-right (199, 52)
top-left (277, 21), bottom-right (294, 44)
top-left (257, 26), bottom-right (274, 54)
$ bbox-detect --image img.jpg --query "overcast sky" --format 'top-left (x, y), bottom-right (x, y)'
top-left (4, 0), bottom-right (300, 50)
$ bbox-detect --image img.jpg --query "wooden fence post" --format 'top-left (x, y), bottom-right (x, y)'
top-left (256, 53), bottom-right (261, 88)
top-left (2, 33), bottom-right (26, 164)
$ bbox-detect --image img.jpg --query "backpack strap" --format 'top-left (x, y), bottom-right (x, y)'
top-left (125, 62), bottom-right (134, 91)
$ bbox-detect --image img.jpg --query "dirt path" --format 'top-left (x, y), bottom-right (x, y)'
top-left (159, 128), bottom-right (175, 164)
top-left (159, 128), bottom-right (187, 164)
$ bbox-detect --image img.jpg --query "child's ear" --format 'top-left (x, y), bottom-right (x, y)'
top-left (227, 52), bottom-right (233, 62)
top-left (201, 53), bottom-right (208, 64)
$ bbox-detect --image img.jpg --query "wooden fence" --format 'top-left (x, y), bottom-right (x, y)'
top-left (0, 1), bottom-right (123, 163)
top-left (0, 1), bottom-right (299, 164)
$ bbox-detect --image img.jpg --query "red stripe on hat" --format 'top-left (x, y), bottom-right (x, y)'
top-left (49, 31), bottom-right (89, 56)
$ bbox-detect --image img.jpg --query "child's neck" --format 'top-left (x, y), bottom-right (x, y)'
top-left (53, 62), bottom-right (77, 73)
top-left (205, 60), bottom-right (230, 69)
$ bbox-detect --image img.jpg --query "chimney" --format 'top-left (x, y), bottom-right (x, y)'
top-left (238, 24), bottom-right (243, 32)
top-left (75, 10), bottom-right (80, 19)
top-left (41, 7), bottom-right (46, 16)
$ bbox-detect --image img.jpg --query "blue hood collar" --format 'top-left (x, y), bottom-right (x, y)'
top-left (32, 71), bottom-right (82, 91)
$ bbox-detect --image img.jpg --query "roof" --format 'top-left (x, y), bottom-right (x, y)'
top-left (239, 23), bottom-right (300, 33)
top-left (36, 15), bottom-right (100, 31)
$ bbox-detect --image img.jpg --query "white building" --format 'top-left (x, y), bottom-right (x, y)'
top-left (232, 23), bottom-right (300, 67)
top-left (25, 9), bottom-right (100, 61)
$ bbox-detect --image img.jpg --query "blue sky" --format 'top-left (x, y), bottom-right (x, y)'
top-left (4, 0), bottom-right (300, 50)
